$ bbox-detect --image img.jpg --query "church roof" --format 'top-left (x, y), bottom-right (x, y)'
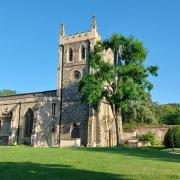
top-left (0, 90), bottom-right (57, 101)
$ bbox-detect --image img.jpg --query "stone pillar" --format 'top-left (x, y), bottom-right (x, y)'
top-left (95, 113), bottom-right (101, 146)
top-left (8, 105), bottom-right (19, 145)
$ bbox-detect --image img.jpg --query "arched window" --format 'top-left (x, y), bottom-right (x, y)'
top-left (71, 123), bottom-right (80, 138)
top-left (81, 46), bottom-right (86, 60)
top-left (24, 108), bottom-right (34, 137)
top-left (69, 48), bottom-right (73, 62)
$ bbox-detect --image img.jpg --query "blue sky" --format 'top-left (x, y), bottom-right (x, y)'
top-left (0, 0), bottom-right (180, 104)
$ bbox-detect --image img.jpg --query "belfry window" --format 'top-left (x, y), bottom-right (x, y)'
top-left (69, 48), bottom-right (73, 62)
top-left (81, 46), bottom-right (85, 60)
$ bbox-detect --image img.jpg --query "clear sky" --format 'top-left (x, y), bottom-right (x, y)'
top-left (0, 0), bottom-right (180, 104)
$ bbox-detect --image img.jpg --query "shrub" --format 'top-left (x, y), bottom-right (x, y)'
top-left (139, 132), bottom-right (157, 145)
top-left (164, 126), bottom-right (180, 148)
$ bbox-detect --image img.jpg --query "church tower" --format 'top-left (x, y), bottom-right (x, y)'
top-left (57, 17), bottom-right (101, 145)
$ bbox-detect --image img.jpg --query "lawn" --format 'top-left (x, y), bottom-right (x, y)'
top-left (0, 146), bottom-right (179, 180)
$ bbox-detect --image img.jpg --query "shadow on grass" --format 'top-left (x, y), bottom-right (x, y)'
top-left (0, 162), bottom-right (131, 180)
top-left (78, 146), bottom-right (180, 163)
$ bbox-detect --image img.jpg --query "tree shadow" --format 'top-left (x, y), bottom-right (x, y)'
top-left (0, 162), bottom-right (132, 180)
top-left (78, 147), bottom-right (180, 163)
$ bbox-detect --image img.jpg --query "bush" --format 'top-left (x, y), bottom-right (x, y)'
top-left (164, 126), bottom-right (180, 148)
top-left (139, 132), bottom-right (157, 145)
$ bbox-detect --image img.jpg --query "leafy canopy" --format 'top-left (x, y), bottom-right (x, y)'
top-left (79, 34), bottom-right (158, 111)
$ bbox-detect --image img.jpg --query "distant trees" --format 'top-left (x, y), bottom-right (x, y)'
top-left (122, 102), bottom-right (180, 126)
top-left (159, 104), bottom-right (180, 125)
top-left (162, 110), bottom-right (180, 125)
top-left (122, 94), bottom-right (158, 124)
top-left (0, 89), bottom-right (16, 96)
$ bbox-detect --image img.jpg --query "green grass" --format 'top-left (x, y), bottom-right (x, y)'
top-left (0, 146), bottom-right (179, 180)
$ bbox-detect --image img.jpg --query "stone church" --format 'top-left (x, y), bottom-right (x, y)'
top-left (0, 17), bottom-right (116, 147)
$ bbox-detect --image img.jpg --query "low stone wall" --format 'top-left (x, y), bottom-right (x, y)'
top-left (60, 138), bottom-right (81, 147)
top-left (123, 126), bottom-right (170, 142)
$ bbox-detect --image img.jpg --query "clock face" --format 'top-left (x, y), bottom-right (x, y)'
top-left (71, 70), bottom-right (81, 81)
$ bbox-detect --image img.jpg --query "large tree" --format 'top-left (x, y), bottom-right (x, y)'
top-left (79, 34), bottom-right (158, 145)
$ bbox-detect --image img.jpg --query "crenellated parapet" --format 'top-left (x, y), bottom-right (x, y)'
top-left (60, 30), bottom-right (101, 45)
top-left (59, 16), bottom-right (101, 45)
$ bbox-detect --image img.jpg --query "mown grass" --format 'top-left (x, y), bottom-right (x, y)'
top-left (0, 146), bottom-right (179, 180)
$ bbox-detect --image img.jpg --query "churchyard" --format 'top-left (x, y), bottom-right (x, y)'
top-left (0, 146), bottom-right (179, 180)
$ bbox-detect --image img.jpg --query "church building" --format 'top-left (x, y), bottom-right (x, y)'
top-left (0, 17), bottom-right (116, 147)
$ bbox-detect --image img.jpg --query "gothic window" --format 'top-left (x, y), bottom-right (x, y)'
top-left (71, 123), bottom-right (80, 138)
top-left (52, 103), bottom-right (56, 116)
top-left (81, 46), bottom-right (86, 60)
top-left (69, 48), bottom-right (73, 62)
top-left (24, 108), bottom-right (34, 137)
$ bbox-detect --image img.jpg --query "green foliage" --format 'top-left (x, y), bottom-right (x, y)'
top-left (79, 34), bottom-right (158, 112)
top-left (122, 94), bottom-right (158, 124)
top-left (162, 110), bottom-right (180, 125)
top-left (123, 102), bottom-right (180, 126)
top-left (108, 34), bottom-right (147, 63)
top-left (159, 104), bottom-right (180, 125)
top-left (139, 132), bottom-right (157, 145)
top-left (80, 33), bottom-right (158, 145)
top-left (79, 75), bottom-right (103, 110)
top-left (164, 126), bottom-right (180, 148)
top-left (0, 89), bottom-right (16, 96)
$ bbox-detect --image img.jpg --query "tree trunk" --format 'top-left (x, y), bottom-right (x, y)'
top-left (110, 104), bottom-right (124, 146)
top-left (115, 106), bottom-right (124, 146)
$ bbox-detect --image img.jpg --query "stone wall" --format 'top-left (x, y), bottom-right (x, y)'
top-left (32, 96), bottom-right (60, 147)
top-left (99, 102), bottom-right (116, 147)
top-left (59, 40), bottom-right (90, 146)
top-left (123, 126), bottom-right (170, 142)
top-left (87, 102), bottom-right (116, 147)
top-left (60, 138), bottom-right (81, 147)
top-left (0, 91), bottom-right (60, 147)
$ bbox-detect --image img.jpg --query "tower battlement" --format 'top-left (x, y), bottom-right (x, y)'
top-left (59, 16), bottom-right (101, 45)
